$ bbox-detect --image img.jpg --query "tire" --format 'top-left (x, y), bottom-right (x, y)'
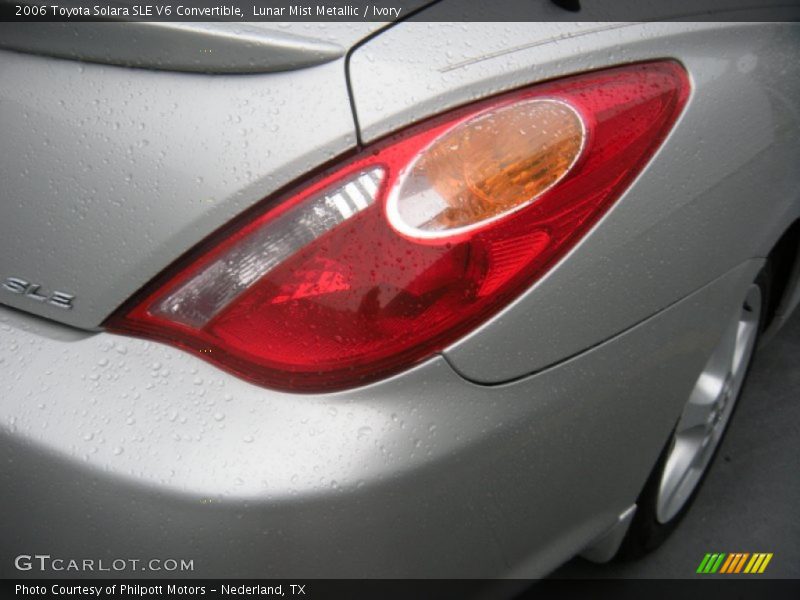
top-left (616, 266), bottom-right (771, 559)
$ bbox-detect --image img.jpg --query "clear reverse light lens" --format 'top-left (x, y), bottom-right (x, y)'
top-left (154, 168), bottom-right (385, 327)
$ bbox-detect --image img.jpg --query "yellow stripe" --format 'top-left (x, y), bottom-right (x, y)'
top-left (720, 554), bottom-right (736, 573)
top-left (750, 554), bottom-right (766, 573)
top-left (758, 553), bottom-right (773, 573)
top-left (734, 553), bottom-right (750, 573)
top-left (744, 554), bottom-right (759, 573)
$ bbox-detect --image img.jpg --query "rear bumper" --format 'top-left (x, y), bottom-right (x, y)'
top-left (0, 260), bottom-right (761, 578)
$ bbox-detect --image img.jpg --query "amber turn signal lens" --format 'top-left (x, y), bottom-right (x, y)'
top-left (387, 99), bottom-right (585, 240)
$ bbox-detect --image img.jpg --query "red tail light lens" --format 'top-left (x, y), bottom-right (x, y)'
top-left (107, 61), bottom-right (690, 392)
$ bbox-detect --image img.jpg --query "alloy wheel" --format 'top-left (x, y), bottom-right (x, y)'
top-left (655, 284), bottom-right (762, 523)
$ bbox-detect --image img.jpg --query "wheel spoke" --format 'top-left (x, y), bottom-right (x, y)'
top-left (677, 372), bottom-right (723, 432)
top-left (657, 432), bottom-right (704, 521)
top-left (732, 319), bottom-right (757, 376)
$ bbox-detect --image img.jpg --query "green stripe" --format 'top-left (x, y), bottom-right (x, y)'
top-left (703, 554), bottom-right (718, 573)
top-left (697, 554), bottom-right (713, 573)
top-left (710, 553), bottom-right (727, 573)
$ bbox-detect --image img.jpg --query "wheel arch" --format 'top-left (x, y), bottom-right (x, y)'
top-left (763, 218), bottom-right (800, 333)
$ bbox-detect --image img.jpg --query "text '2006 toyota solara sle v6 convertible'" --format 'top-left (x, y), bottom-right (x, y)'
top-left (1, 7), bottom-right (799, 581)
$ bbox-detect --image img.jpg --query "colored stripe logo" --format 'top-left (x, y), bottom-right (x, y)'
top-left (697, 553), bottom-right (773, 574)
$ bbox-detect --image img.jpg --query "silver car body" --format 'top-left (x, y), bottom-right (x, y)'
top-left (1, 17), bottom-right (799, 578)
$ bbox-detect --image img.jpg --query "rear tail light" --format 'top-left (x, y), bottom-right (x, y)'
top-left (107, 61), bottom-right (690, 392)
